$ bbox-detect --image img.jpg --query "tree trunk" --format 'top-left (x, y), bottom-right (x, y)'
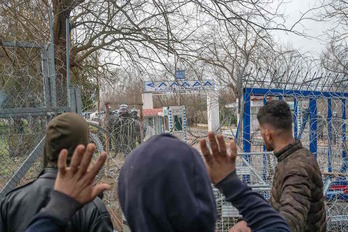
top-left (52, 0), bottom-right (83, 106)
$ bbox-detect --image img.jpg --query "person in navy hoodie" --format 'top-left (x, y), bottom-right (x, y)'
top-left (26, 132), bottom-right (289, 232)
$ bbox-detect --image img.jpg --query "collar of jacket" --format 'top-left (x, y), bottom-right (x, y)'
top-left (38, 168), bottom-right (58, 179)
top-left (274, 140), bottom-right (303, 162)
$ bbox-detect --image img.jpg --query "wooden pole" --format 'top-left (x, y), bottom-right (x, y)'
top-left (105, 103), bottom-right (109, 176)
top-left (139, 104), bottom-right (144, 143)
top-left (95, 52), bottom-right (101, 126)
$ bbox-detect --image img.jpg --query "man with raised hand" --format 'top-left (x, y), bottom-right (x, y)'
top-left (200, 132), bottom-right (289, 232)
top-left (0, 113), bottom-right (113, 232)
top-left (26, 143), bottom-right (110, 232)
top-left (119, 133), bottom-right (289, 232)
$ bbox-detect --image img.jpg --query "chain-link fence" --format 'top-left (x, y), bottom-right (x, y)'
top-left (237, 69), bottom-right (348, 232)
top-left (84, 105), bottom-right (142, 230)
top-left (0, 40), bottom-right (56, 197)
top-left (85, 77), bottom-right (348, 232)
top-left (2, 62), bottom-right (348, 232)
top-left (1, 1), bottom-right (348, 230)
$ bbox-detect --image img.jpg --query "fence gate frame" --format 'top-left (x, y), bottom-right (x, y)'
top-left (0, 40), bottom-right (81, 198)
top-left (239, 87), bottom-right (348, 182)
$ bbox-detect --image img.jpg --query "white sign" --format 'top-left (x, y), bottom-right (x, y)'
top-left (144, 80), bottom-right (215, 93)
top-left (169, 106), bottom-right (185, 115)
top-left (163, 106), bottom-right (185, 115)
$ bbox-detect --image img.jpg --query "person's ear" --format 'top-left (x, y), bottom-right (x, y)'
top-left (265, 128), bottom-right (272, 142)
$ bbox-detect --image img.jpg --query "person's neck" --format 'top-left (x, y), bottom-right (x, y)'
top-left (273, 137), bottom-right (296, 153)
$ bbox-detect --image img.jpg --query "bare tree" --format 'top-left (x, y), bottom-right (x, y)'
top-left (320, 0), bottom-right (348, 77)
top-left (1, 0), bottom-right (310, 107)
top-left (185, 21), bottom-right (273, 97)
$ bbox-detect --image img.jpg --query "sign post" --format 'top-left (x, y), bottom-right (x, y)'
top-left (207, 92), bottom-right (220, 132)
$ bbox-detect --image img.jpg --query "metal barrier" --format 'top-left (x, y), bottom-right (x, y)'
top-left (237, 75), bottom-right (348, 231)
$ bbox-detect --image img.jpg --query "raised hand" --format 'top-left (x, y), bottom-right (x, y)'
top-left (55, 143), bottom-right (110, 204)
top-left (200, 132), bottom-right (237, 184)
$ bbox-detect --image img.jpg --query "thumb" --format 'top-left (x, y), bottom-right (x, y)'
top-left (92, 183), bottom-right (111, 199)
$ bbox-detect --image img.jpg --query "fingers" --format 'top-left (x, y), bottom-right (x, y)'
top-left (208, 132), bottom-right (219, 154)
top-left (84, 152), bottom-right (107, 181)
top-left (92, 183), bottom-right (111, 199)
top-left (69, 145), bottom-right (86, 173)
top-left (200, 139), bottom-right (213, 163)
top-left (229, 140), bottom-right (237, 160)
top-left (57, 149), bottom-right (68, 176)
top-left (77, 144), bottom-right (96, 177)
top-left (217, 134), bottom-right (226, 155)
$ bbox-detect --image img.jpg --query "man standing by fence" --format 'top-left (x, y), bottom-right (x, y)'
top-left (257, 100), bottom-right (326, 231)
top-left (0, 112), bottom-right (113, 232)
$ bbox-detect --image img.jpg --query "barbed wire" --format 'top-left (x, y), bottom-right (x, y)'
top-left (239, 69), bottom-right (348, 231)
top-left (1, 1), bottom-right (348, 230)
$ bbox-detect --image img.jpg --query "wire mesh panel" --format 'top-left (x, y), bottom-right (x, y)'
top-left (0, 40), bottom-right (67, 196)
top-left (0, 41), bottom-right (51, 196)
top-left (214, 187), bottom-right (239, 232)
top-left (0, 117), bottom-right (46, 192)
top-left (0, 45), bottom-right (46, 109)
top-left (239, 69), bottom-right (348, 231)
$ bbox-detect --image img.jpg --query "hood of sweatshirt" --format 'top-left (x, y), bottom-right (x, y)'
top-left (118, 134), bottom-right (217, 232)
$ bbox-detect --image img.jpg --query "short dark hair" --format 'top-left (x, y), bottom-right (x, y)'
top-left (257, 100), bottom-right (292, 130)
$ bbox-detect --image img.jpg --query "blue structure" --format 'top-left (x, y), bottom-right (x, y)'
top-left (239, 87), bottom-right (348, 182)
top-left (238, 70), bottom-right (348, 229)
top-left (342, 99), bottom-right (347, 173)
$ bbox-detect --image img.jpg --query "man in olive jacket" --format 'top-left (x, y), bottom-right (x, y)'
top-left (0, 113), bottom-right (113, 232)
top-left (257, 100), bottom-right (326, 232)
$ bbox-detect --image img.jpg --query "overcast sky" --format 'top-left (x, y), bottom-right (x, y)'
top-left (272, 0), bottom-right (332, 57)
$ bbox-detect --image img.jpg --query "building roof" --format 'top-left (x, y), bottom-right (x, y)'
top-left (140, 108), bottom-right (163, 117)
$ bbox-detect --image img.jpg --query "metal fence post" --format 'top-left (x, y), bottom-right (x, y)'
top-left (75, 87), bottom-right (83, 115)
top-left (105, 104), bottom-right (109, 176)
top-left (294, 97), bottom-right (298, 139)
top-left (169, 108), bottom-right (173, 134)
top-left (48, 6), bottom-right (56, 107)
top-left (263, 96), bottom-right (267, 181)
top-left (183, 106), bottom-right (187, 143)
top-left (0, 137), bottom-right (45, 198)
top-left (309, 97), bottom-right (317, 159)
top-left (41, 48), bottom-right (51, 107)
top-left (69, 87), bottom-right (76, 113)
top-left (341, 99), bottom-right (346, 173)
top-left (66, 17), bottom-right (71, 107)
top-left (243, 91), bottom-right (251, 183)
top-left (328, 98), bottom-right (332, 172)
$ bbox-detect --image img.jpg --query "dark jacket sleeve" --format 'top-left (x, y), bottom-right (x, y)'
top-left (0, 198), bottom-right (6, 232)
top-left (25, 190), bottom-right (82, 232)
top-left (216, 171), bottom-right (290, 232)
top-left (25, 216), bottom-right (68, 232)
top-left (278, 169), bottom-right (311, 232)
top-left (89, 197), bottom-right (114, 232)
